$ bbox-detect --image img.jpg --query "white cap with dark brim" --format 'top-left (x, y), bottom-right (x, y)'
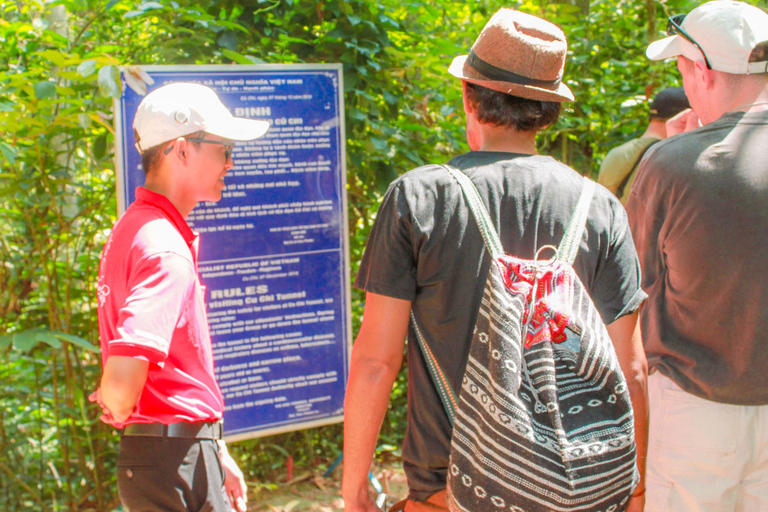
top-left (133, 82), bottom-right (270, 154)
top-left (646, 1), bottom-right (768, 75)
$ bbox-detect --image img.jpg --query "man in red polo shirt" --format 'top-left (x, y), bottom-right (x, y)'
top-left (89, 83), bottom-right (268, 511)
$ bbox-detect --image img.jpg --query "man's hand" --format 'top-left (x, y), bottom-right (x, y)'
top-left (342, 293), bottom-right (411, 512)
top-left (626, 492), bottom-right (645, 512)
top-left (218, 440), bottom-right (247, 512)
top-left (100, 355), bottom-right (149, 424)
top-left (606, 313), bottom-right (648, 512)
top-left (88, 388), bottom-right (115, 423)
top-left (666, 108), bottom-right (700, 137)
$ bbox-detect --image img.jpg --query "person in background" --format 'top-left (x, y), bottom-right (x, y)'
top-left (626, 1), bottom-right (768, 510)
top-left (343, 9), bottom-right (648, 512)
top-left (597, 86), bottom-right (689, 204)
top-left (90, 83), bottom-right (268, 512)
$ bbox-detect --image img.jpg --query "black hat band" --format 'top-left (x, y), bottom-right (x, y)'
top-left (467, 50), bottom-right (562, 89)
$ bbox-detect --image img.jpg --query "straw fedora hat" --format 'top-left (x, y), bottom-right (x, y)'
top-left (448, 9), bottom-right (574, 102)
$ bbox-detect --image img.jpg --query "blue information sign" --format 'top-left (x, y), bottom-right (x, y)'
top-left (114, 65), bottom-right (350, 440)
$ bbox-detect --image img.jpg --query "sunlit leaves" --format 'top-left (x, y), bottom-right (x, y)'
top-left (123, 66), bottom-right (155, 95)
top-left (0, 142), bottom-right (17, 164)
top-left (97, 64), bottom-right (120, 98)
top-left (76, 59), bottom-right (96, 77)
top-left (33, 80), bottom-right (57, 99)
top-left (37, 49), bottom-right (68, 67)
top-left (0, 328), bottom-right (89, 352)
top-left (124, 1), bottom-right (165, 18)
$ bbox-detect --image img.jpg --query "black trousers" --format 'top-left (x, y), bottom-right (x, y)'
top-left (117, 435), bottom-right (230, 512)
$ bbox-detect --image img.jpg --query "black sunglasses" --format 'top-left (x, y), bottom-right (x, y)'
top-left (164, 138), bottom-right (235, 161)
top-left (667, 14), bottom-right (712, 69)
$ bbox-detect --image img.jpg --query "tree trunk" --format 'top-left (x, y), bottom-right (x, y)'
top-left (646, 0), bottom-right (658, 42)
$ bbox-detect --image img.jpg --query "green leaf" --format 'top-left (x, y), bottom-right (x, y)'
top-left (1, 329), bottom-right (61, 352)
top-left (0, 97), bottom-right (14, 112)
top-left (98, 65), bottom-right (120, 98)
top-left (217, 32), bottom-right (238, 51)
top-left (382, 90), bottom-right (398, 105)
top-left (220, 49), bottom-right (253, 65)
top-left (0, 329), bottom-right (96, 353)
top-left (254, 0), bottom-right (280, 15)
top-left (140, 1), bottom-right (164, 10)
top-left (370, 137), bottom-right (387, 151)
top-left (34, 81), bottom-right (57, 99)
top-left (106, 0), bottom-right (120, 9)
top-left (78, 114), bottom-right (91, 129)
top-left (50, 332), bottom-right (98, 352)
top-left (42, 28), bottom-right (69, 45)
top-left (0, 142), bottom-right (17, 164)
top-left (57, 86), bottom-right (76, 96)
top-left (244, 55), bottom-right (266, 64)
top-left (39, 49), bottom-right (67, 67)
top-left (93, 133), bottom-right (108, 160)
top-left (32, 18), bottom-right (49, 30)
top-left (77, 59), bottom-right (97, 77)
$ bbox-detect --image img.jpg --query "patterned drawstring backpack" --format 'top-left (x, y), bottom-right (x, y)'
top-left (411, 165), bottom-right (638, 512)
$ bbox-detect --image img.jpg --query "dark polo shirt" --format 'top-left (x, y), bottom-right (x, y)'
top-left (627, 110), bottom-right (768, 406)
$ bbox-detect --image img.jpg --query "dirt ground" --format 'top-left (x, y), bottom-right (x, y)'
top-left (248, 462), bottom-right (408, 511)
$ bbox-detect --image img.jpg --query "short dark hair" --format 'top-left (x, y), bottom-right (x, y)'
top-left (139, 131), bottom-right (205, 175)
top-left (464, 82), bottom-right (561, 132)
top-left (749, 41), bottom-right (768, 63)
top-left (140, 144), bottom-right (164, 176)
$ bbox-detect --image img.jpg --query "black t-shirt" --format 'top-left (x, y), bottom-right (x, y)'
top-left (354, 151), bottom-right (646, 500)
top-left (627, 110), bottom-right (768, 405)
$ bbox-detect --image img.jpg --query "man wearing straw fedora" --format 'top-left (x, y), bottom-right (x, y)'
top-left (627, 1), bottom-right (768, 510)
top-left (343, 9), bottom-right (648, 512)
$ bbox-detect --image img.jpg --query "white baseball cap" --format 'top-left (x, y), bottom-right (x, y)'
top-left (132, 82), bottom-right (270, 153)
top-left (646, 1), bottom-right (768, 75)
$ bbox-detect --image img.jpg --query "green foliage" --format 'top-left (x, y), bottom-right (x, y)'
top-left (2, 0), bottom-right (752, 509)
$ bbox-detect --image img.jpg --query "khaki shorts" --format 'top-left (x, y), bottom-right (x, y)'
top-left (646, 372), bottom-right (768, 511)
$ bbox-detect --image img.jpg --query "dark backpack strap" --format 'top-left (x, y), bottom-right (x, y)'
top-left (615, 139), bottom-right (659, 199)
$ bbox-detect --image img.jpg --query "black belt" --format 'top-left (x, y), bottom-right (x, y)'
top-left (122, 421), bottom-right (223, 440)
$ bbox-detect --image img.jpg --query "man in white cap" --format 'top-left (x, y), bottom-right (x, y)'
top-left (89, 83), bottom-right (268, 511)
top-left (626, 1), bottom-right (768, 510)
top-left (343, 9), bottom-right (648, 512)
